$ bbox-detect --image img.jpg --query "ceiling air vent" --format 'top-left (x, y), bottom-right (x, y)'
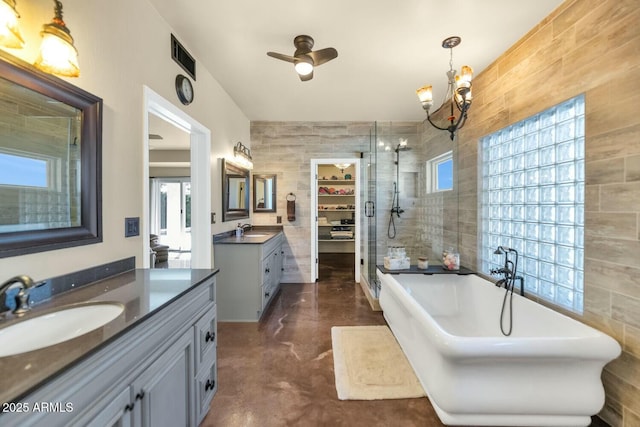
top-left (171, 34), bottom-right (196, 80)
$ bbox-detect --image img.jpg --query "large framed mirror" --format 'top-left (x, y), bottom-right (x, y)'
top-left (221, 158), bottom-right (249, 222)
top-left (0, 50), bottom-right (102, 258)
top-left (253, 174), bottom-right (277, 212)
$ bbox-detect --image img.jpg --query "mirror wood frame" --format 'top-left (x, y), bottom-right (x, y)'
top-left (221, 158), bottom-right (250, 222)
top-left (253, 173), bottom-right (277, 213)
top-left (0, 50), bottom-right (103, 258)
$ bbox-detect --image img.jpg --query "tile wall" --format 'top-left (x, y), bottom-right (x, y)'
top-left (455, 0), bottom-right (640, 424)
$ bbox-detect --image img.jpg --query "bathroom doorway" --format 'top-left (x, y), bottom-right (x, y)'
top-left (143, 86), bottom-right (211, 269)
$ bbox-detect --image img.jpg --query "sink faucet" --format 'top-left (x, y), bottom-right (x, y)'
top-left (0, 275), bottom-right (40, 317)
top-left (241, 224), bottom-right (252, 232)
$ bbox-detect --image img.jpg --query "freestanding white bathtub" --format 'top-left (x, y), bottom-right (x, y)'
top-left (377, 270), bottom-right (621, 427)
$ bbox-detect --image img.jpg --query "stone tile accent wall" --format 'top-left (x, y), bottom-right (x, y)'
top-left (250, 122), bottom-right (373, 283)
top-left (454, 0), bottom-right (640, 424)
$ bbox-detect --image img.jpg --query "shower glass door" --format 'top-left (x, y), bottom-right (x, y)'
top-left (365, 123), bottom-right (380, 297)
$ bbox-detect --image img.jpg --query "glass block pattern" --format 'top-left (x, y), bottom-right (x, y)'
top-left (479, 95), bottom-right (585, 313)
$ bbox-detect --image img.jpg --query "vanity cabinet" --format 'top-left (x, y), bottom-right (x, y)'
top-left (3, 275), bottom-right (217, 427)
top-left (214, 232), bottom-right (283, 321)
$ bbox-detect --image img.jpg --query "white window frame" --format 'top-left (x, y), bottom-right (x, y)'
top-left (426, 151), bottom-right (453, 193)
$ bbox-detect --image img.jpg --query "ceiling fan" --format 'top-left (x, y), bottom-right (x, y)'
top-left (267, 35), bottom-right (338, 81)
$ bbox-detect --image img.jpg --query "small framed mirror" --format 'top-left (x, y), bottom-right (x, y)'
top-left (253, 174), bottom-right (277, 213)
top-left (0, 50), bottom-right (102, 258)
top-left (221, 159), bottom-right (249, 222)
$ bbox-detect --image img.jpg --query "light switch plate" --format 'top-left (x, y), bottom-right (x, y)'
top-left (125, 217), bottom-right (139, 237)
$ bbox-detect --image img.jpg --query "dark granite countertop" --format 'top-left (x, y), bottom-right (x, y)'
top-left (213, 226), bottom-right (283, 245)
top-left (0, 268), bottom-right (218, 404)
top-left (377, 264), bottom-right (475, 275)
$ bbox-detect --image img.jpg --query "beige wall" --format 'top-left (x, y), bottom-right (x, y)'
top-left (0, 0), bottom-right (250, 278)
top-left (456, 0), bottom-right (640, 425)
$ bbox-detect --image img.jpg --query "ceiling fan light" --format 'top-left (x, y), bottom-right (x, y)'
top-left (294, 60), bottom-right (313, 76)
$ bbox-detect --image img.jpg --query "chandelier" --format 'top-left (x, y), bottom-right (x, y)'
top-left (416, 36), bottom-right (472, 140)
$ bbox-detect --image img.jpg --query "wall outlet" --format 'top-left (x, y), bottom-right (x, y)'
top-left (277, 216), bottom-right (282, 224)
top-left (125, 217), bottom-right (139, 237)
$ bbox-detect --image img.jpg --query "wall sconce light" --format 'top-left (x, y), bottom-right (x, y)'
top-left (232, 141), bottom-right (253, 169)
top-left (34, 0), bottom-right (80, 77)
top-left (416, 36), bottom-right (472, 140)
top-left (0, 0), bottom-right (24, 48)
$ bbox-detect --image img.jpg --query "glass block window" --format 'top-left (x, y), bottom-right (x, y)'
top-left (479, 95), bottom-right (585, 313)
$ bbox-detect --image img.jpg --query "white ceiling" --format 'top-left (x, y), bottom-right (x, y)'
top-left (146, 0), bottom-right (565, 122)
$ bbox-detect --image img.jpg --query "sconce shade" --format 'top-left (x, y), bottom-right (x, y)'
top-left (34, 0), bottom-right (79, 77)
top-left (0, 0), bottom-right (24, 48)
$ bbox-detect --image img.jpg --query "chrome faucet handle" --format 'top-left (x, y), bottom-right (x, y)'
top-left (13, 288), bottom-right (31, 316)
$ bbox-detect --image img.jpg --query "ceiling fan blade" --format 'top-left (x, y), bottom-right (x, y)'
top-left (299, 70), bottom-right (314, 82)
top-left (309, 48), bottom-right (338, 66)
top-left (267, 52), bottom-right (296, 63)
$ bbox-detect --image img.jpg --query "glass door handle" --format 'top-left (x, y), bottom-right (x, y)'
top-left (365, 201), bottom-right (375, 218)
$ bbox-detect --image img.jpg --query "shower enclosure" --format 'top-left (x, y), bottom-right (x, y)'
top-left (361, 121), bottom-right (459, 299)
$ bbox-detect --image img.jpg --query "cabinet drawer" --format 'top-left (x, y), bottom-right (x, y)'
top-left (261, 232), bottom-right (282, 256)
top-left (194, 305), bottom-right (217, 371)
top-left (195, 360), bottom-right (217, 424)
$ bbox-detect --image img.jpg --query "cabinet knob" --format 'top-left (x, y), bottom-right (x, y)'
top-left (124, 402), bottom-right (135, 412)
top-left (205, 379), bottom-right (216, 391)
top-left (135, 391), bottom-right (145, 401)
top-left (205, 331), bottom-right (216, 343)
top-left (265, 292), bottom-right (270, 298)
top-left (265, 268), bottom-right (270, 273)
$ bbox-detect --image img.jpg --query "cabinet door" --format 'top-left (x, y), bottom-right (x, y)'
top-left (79, 386), bottom-right (132, 427)
top-left (131, 332), bottom-right (195, 427)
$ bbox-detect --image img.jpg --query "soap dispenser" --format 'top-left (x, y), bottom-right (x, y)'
top-left (236, 223), bottom-right (243, 238)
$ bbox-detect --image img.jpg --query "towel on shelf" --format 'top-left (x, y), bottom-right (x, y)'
top-left (287, 199), bottom-right (295, 221)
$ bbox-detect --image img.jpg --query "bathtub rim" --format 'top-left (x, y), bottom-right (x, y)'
top-left (377, 268), bottom-right (622, 361)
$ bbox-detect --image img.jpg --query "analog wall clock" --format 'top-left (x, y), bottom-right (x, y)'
top-left (175, 74), bottom-right (194, 105)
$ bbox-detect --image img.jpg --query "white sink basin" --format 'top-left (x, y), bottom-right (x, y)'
top-left (0, 302), bottom-right (124, 357)
top-left (243, 233), bottom-right (269, 238)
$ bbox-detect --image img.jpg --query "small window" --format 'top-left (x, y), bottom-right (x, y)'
top-left (0, 152), bottom-right (48, 188)
top-left (427, 151), bottom-right (453, 193)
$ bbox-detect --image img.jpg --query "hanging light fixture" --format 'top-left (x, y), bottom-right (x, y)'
top-left (34, 0), bottom-right (79, 77)
top-left (416, 36), bottom-right (473, 140)
top-left (0, 0), bottom-right (24, 48)
top-left (334, 163), bottom-right (351, 173)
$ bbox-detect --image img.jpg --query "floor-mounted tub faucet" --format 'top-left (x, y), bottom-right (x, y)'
top-left (491, 246), bottom-right (524, 297)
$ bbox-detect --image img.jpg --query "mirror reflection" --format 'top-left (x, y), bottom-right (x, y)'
top-left (0, 51), bottom-right (102, 258)
top-left (221, 159), bottom-right (249, 222)
top-left (253, 174), bottom-right (276, 212)
top-left (0, 77), bottom-right (82, 232)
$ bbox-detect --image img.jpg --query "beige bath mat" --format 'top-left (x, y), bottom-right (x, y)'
top-left (331, 325), bottom-right (425, 400)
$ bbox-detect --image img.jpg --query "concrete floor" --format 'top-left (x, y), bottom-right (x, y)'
top-left (202, 260), bottom-right (608, 427)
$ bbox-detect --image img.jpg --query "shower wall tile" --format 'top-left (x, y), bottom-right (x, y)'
top-left (627, 155), bottom-right (640, 182)
top-left (585, 212), bottom-right (638, 240)
top-left (586, 158), bottom-right (626, 185)
top-left (599, 183), bottom-right (640, 212)
top-left (612, 294), bottom-right (640, 330)
top-left (626, 325), bottom-right (640, 359)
